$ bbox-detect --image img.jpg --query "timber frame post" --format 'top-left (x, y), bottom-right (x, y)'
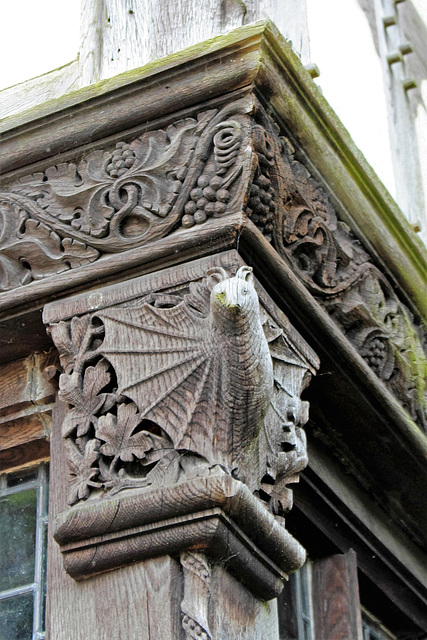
top-left (1, 20), bottom-right (426, 639)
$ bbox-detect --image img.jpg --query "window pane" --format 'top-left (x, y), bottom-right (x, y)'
top-left (6, 468), bottom-right (38, 488)
top-left (0, 592), bottom-right (34, 640)
top-left (0, 489), bottom-right (37, 591)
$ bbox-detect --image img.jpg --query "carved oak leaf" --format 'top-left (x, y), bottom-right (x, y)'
top-left (66, 439), bottom-right (101, 505)
top-left (259, 475), bottom-right (295, 516)
top-left (49, 316), bottom-right (92, 373)
top-left (60, 237), bottom-right (99, 267)
top-left (59, 359), bottom-right (111, 438)
top-left (97, 403), bottom-right (157, 462)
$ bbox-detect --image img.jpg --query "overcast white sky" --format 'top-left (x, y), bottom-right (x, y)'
top-left (0, 0), bottom-right (80, 90)
top-left (0, 0), bottom-right (396, 195)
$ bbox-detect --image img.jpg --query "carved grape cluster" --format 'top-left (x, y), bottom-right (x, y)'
top-left (363, 337), bottom-right (387, 373)
top-left (106, 142), bottom-right (136, 178)
top-left (246, 172), bottom-right (276, 242)
top-left (169, 165), bottom-right (186, 189)
top-left (182, 172), bottom-right (230, 228)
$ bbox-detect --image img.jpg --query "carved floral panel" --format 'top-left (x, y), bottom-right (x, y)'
top-left (246, 109), bottom-right (427, 430)
top-left (1, 96), bottom-right (425, 429)
top-left (0, 99), bottom-right (252, 291)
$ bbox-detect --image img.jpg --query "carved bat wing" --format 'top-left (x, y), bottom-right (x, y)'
top-left (97, 300), bottom-right (225, 461)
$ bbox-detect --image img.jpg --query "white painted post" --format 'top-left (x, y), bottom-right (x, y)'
top-left (78, 0), bottom-right (310, 85)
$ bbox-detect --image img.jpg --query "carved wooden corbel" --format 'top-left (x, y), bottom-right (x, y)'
top-left (44, 251), bottom-right (319, 601)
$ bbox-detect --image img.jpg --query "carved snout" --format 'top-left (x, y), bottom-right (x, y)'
top-left (208, 266), bottom-right (256, 314)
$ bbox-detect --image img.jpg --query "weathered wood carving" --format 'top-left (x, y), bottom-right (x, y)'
top-left (247, 109), bottom-right (427, 430)
top-left (2, 97), bottom-right (425, 431)
top-left (49, 262), bottom-right (314, 506)
top-left (46, 253), bottom-right (318, 597)
top-left (180, 551), bottom-right (212, 640)
top-left (0, 99), bottom-right (252, 291)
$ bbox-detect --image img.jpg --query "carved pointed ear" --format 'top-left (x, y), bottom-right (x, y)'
top-left (206, 267), bottom-right (228, 288)
top-left (236, 266), bottom-right (253, 283)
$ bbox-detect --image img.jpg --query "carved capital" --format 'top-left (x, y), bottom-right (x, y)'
top-left (44, 252), bottom-right (318, 598)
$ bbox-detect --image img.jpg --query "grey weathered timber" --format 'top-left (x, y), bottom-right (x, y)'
top-left (45, 254), bottom-right (317, 584)
top-left (1, 22), bottom-right (424, 320)
top-left (0, 18), bottom-right (426, 640)
top-left (0, 352), bottom-right (55, 471)
top-left (0, 0), bottom-right (309, 122)
top-left (79, 0), bottom-right (310, 86)
top-left (1, 90), bottom-right (425, 430)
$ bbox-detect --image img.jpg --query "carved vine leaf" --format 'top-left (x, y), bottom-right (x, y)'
top-left (97, 403), bottom-right (161, 463)
top-left (327, 270), bottom-right (427, 425)
top-left (49, 315), bottom-right (92, 374)
top-left (66, 439), bottom-right (102, 505)
top-left (258, 475), bottom-right (294, 517)
top-left (0, 199), bottom-right (99, 292)
top-left (59, 359), bottom-right (111, 438)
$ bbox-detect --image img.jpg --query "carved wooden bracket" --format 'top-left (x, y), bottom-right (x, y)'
top-left (44, 251), bottom-right (319, 600)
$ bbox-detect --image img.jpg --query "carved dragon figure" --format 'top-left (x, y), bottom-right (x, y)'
top-left (97, 266), bottom-right (275, 489)
top-left (52, 265), bottom-right (312, 504)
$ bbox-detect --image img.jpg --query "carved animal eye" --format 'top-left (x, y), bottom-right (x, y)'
top-left (242, 287), bottom-right (248, 294)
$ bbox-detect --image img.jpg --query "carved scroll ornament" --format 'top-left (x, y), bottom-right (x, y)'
top-left (47, 258), bottom-right (318, 596)
top-left (0, 100), bottom-right (252, 292)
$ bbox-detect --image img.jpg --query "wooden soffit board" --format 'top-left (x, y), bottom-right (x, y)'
top-left (0, 20), bottom-right (426, 548)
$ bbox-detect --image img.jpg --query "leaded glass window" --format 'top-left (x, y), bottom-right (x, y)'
top-left (0, 464), bottom-right (49, 640)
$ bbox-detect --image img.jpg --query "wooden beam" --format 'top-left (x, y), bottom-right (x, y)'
top-left (312, 550), bottom-right (363, 640)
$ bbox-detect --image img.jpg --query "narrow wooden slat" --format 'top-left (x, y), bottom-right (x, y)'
top-left (0, 410), bottom-right (51, 450)
top-left (312, 550), bottom-right (363, 640)
top-left (0, 438), bottom-right (50, 472)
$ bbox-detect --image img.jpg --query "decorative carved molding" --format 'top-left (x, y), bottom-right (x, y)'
top-left (181, 551), bottom-right (212, 640)
top-left (45, 254), bottom-right (318, 595)
top-left (2, 88), bottom-right (424, 426)
top-left (247, 109), bottom-right (427, 430)
top-left (1, 99), bottom-right (252, 292)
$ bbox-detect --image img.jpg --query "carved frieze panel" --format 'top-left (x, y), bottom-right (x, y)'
top-left (0, 98), bottom-right (252, 291)
top-left (44, 252), bottom-right (318, 594)
top-left (246, 108), bottom-right (427, 430)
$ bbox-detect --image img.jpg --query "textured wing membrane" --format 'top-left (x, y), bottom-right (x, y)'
top-left (97, 301), bottom-right (223, 458)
